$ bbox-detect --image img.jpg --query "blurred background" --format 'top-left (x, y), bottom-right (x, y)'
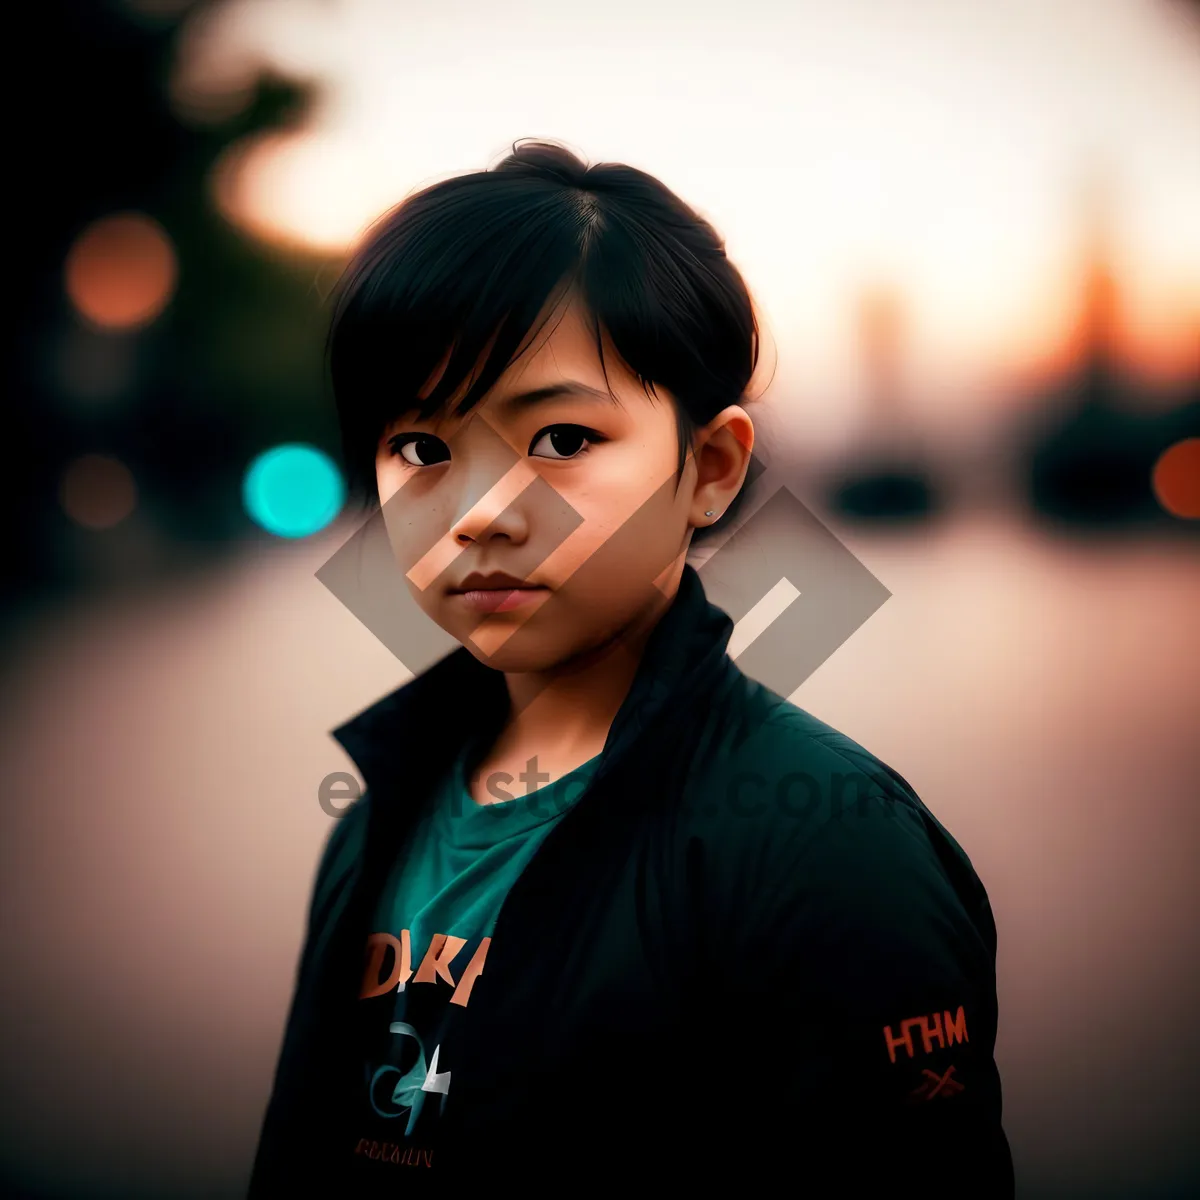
top-left (1, 0), bottom-right (1198, 1196)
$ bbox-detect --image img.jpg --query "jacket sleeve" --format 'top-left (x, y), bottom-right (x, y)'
top-left (245, 801), bottom-right (367, 1197)
top-left (747, 788), bottom-right (1015, 1195)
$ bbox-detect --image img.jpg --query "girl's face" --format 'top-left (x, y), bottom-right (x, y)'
top-left (375, 296), bottom-right (745, 675)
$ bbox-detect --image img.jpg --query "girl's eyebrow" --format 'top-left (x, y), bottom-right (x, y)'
top-left (387, 381), bottom-right (620, 434)
top-left (496, 381), bottom-right (619, 414)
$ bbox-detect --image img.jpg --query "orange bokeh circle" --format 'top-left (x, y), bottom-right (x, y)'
top-left (60, 454), bottom-right (138, 529)
top-left (1152, 438), bottom-right (1200, 520)
top-left (64, 212), bottom-right (177, 331)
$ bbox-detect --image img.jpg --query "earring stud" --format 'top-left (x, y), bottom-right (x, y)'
top-left (704, 510), bottom-right (716, 517)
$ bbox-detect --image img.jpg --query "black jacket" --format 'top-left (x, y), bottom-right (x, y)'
top-left (247, 563), bottom-right (1015, 1194)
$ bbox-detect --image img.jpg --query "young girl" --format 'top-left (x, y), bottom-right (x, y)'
top-left (248, 140), bottom-right (1014, 1194)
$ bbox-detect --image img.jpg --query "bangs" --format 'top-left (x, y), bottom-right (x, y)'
top-left (326, 141), bottom-right (759, 519)
top-left (326, 180), bottom-right (596, 497)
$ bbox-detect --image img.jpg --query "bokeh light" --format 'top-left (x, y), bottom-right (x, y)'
top-left (1152, 437), bottom-right (1200, 519)
top-left (242, 443), bottom-right (345, 538)
top-left (64, 212), bottom-right (178, 332)
top-left (59, 454), bottom-right (138, 529)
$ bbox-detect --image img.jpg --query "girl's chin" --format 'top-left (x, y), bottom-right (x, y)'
top-left (464, 648), bottom-right (571, 676)
top-left (453, 627), bottom-right (569, 669)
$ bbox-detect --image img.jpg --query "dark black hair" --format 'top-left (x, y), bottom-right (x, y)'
top-left (326, 138), bottom-right (763, 543)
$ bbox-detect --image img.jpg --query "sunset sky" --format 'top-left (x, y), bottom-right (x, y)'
top-left (168, 0), bottom-right (1200, 425)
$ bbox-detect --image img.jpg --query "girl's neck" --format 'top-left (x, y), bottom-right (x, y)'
top-left (497, 586), bottom-right (675, 763)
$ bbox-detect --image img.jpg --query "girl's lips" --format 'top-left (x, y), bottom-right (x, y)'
top-left (454, 586), bottom-right (549, 613)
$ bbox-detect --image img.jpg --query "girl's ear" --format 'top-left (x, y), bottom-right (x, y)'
top-left (690, 406), bottom-right (755, 527)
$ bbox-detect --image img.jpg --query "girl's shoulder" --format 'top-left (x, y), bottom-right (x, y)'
top-left (677, 670), bottom-right (995, 956)
top-left (687, 669), bottom-right (916, 818)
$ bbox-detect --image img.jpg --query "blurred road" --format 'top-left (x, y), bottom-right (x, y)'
top-left (0, 509), bottom-right (1197, 1198)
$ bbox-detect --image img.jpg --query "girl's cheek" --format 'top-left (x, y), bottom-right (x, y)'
top-left (375, 460), bottom-right (404, 504)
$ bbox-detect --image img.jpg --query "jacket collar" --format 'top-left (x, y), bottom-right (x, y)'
top-left (330, 561), bottom-right (734, 802)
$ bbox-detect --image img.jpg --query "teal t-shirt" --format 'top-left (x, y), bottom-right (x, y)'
top-left (347, 735), bottom-right (601, 1178)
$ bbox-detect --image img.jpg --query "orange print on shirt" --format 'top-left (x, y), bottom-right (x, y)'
top-left (882, 1005), bottom-right (968, 1064)
top-left (359, 931), bottom-right (491, 1007)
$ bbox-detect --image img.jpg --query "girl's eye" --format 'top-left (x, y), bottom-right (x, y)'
top-left (387, 425), bottom-right (604, 467)
top-left (388, 433), bottom-right (450, 467)
top-left (529, 425), bottom-right (603, 460)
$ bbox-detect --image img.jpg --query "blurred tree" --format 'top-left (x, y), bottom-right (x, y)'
top-left (5, 0), bottom-right (342, 642)
top-left (824, 284), bottom-right (941, 525)
top-left (1021, 170), bottom-right (1200, 531)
